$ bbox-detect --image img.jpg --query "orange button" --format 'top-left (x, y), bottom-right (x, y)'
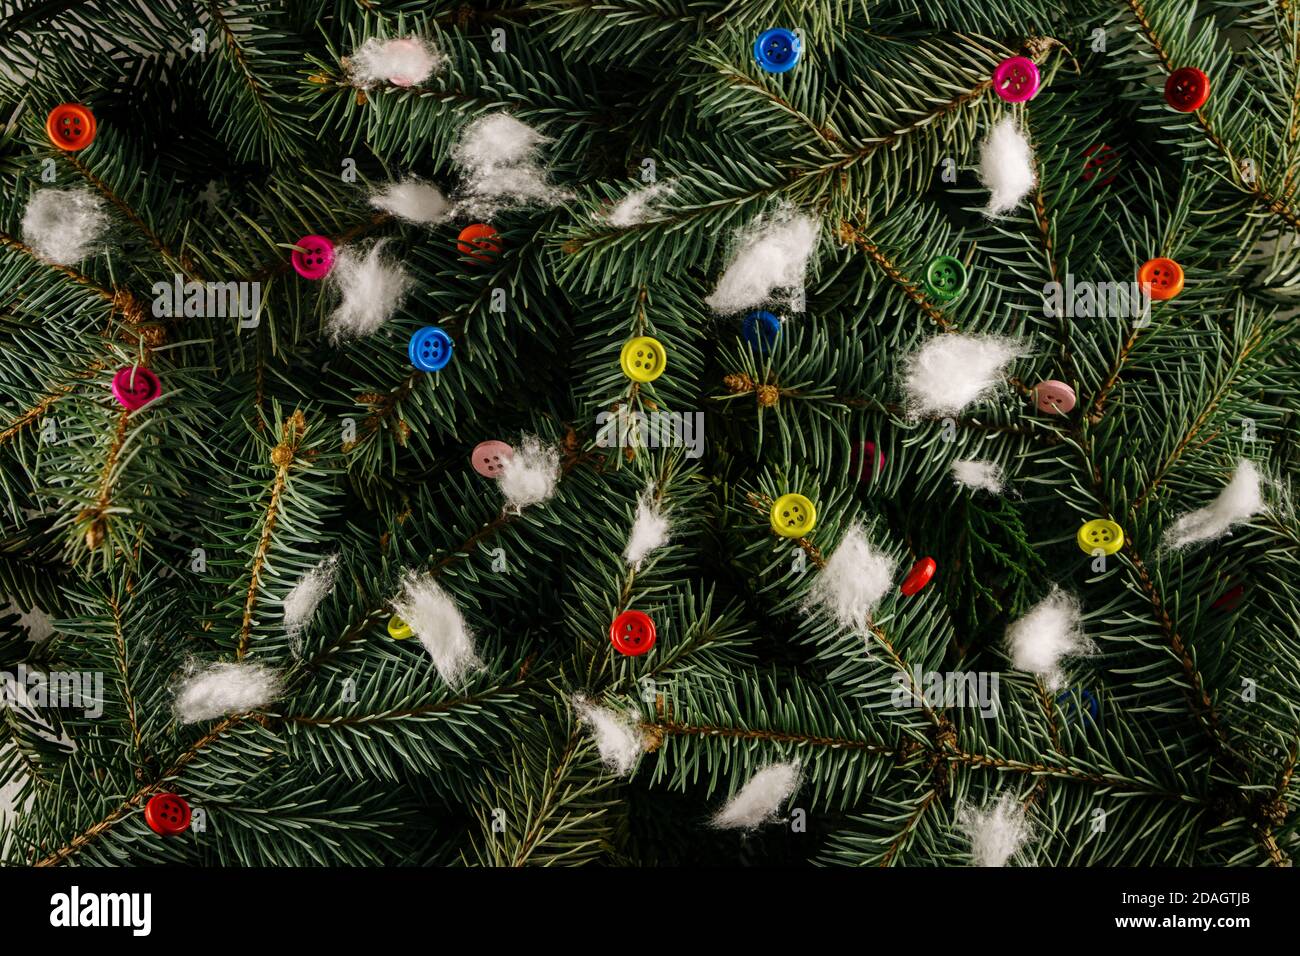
top-left (1138, 257), bottom-right (1183, 300)
top-left (46, 103), bottom-right (96, 151)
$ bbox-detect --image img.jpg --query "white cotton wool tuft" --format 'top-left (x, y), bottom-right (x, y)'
top-left (324, 240), bottom-right (412, 343)
top-left (370, 178), bottom-right (452, 226)
top-left (572, 694), bottom-right (647, 776)
top-left (805, 523), bottom-right (897, 633)
top-left (346, 35), bottom-right (445, 88)
top-left (711, 761), bottom-right (802, 830)
top-left (979, 116), bottom-right (1036, 217)
top-left (21, 188), bottom-right (108, 265)
top-left (174, 661), bottom-right (282, 724)
top-left (1165, 460), bottom-right (1266, 549)
top-left (958, 790), bottom-right (1033, 867)
top-left (498, 435), bottom-right (561, 512)
top-left (1005, 588), bottom-right (1093, 690)
top-left (624, 487), bottom-right (670, 568)
top-left (391, 570), bottom-right (481, 686)
top-left (450, 113), bottom-right (570, 219)
top-left (605, 181), bottom-right (674, 228)
top-left (282, 554), bottom-right (339, 648)
top-left (704, 208), bottom-right (818, 314)
top-left (901, 333), bottom-right (1026, 418)
top-left (952, 459), bottom-right (1005, 494)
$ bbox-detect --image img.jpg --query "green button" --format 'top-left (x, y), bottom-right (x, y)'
top-left (923, 256), bottom-right (968, 300)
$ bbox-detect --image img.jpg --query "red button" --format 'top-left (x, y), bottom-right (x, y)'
top-left (471, 440), bottom-right (513, 478)
top-left (144, 793), bottom-right (191, 836)
top-left (853, 440), bottom-right (885, 483)
top-left (457, 223), bottom-right (501, 263)
top-left (46, 103), bottom-right (97, 151)
top-left (1165, 67), bottom-right (1209, 112)
top-left (1033, 380), bottom-right (1076, 414)
top-left (610, 610), bottom-right (656, 656)
top-left (111, 366), bottom-right (161, 410)
top-left (899, 557), bottom-right (936, 596)
top-left (1138, 257), bottom-right (1184, 300)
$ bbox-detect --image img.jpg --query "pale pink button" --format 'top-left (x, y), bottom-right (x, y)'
top-left (291, 235), bottom-right (334, 280)
top-left (111, 366), bottom-right (161, 410)
top-left (471, 440), bottom-right (513, 478)
top-left (1034, 380), bottom-right (1076, 414)
top-left (384, 39), bottom-right (422, 87)
top-left (993, 56), bottom-right (1040, 103)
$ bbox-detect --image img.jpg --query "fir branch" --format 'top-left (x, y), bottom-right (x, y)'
top-left (237, 408), bottom-right (311, 659)
top-left (837, 220), bottom-right (955, 330)
top-left (1126, 0), bottom-right (1300, 235)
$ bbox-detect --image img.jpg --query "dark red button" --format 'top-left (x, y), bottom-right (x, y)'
top-left (1165, 67), bottom-right (1209, 112)
top-left (610, 610), bottom-right (656, 656)
top-left (899, 557), bottom-right (936, 596)
top-left (853, 440), bottom-right (885, 483)
top-left (144, 793), bottom-right (191, 836)
top-left (46, 103), bottom-right (97, 151)
top-left (457, 223), bottom-right (501, 264)
top-left (1211, 584), bottom-right (1243, 611)
top-left (1082, 143), bottom-right (1117, 186)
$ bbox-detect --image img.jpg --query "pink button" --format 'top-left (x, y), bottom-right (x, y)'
top-left (471, 440), bottom-right (513, 478)
top-left (291, 235), bottom-right (335, 280)
top-left (993, 56), bottom-right (1040, 103)
top-left (111, 366), bottom-right (161, 410)
top-left (1034, 380), bottom-right (1076, 414)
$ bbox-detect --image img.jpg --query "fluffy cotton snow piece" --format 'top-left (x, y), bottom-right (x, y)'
top-left (624, 488), bottom-right (670, 568)
top-left (282, 554), bottom-right (339, 646)
top-left (174, 661), bottom-right (282, 724)
top-left (606, 181), bottom-right (674, 227)
top-left (370, 178), bottom-right (451, 226)
top-left (498, 434), bottom-right (561, 512)
top-left (324, 240), bottom-right (412, 343)
top-left (901, 333), bottom-right (1026, 418)
top-left (704, 208), bottom-right (818, 314)
top-left (805, 523), bottom-right (897, 633)
top-left (20, 188), bottom-right (108, 264)
top-left (979, 116), bottom-right (1036, 217)
top-left (391, 570), bottom-right (481, 686)
top-left (711, 761), bottom-right (802, 830)
top-left (572, 694), bottom-right (646, 776)
top-left (451, 113), bottom-right (569, 219)
top-left (1165, 460), bottom-right (1266, 549)
top-left (952, 459), bottom-right (1005, 494)
top-left (347, 35), bottom-right (444, 88)
top-left (958, 790), bottom-right (1032, 867)
top-left (1005, 588), bottom-right (1093, 690)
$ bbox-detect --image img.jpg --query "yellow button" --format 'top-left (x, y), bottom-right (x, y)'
top-left (387, 614), bottom-right (413, 640)
top-left (1076, 519), bottom-right (1123, 556)
top-left (620, 336), bottom-right (666, 383)
top-left (770, 493), bottom-right (816, 538)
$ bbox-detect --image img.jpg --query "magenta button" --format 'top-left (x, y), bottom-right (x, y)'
top-left (471, 440), bottom-right (514, 478)
top-left (993, 56), bottom-right (1040, 103)
top-left (111, 366), bottom-right (161, 410)
top-left (291, 235), bottom-right (335, 280)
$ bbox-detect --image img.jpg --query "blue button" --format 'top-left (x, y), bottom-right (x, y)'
top-left (754, 28), bottom-right (801, 73)
top-left (741, 310), bottom-right (781, 353)
top-left (1055, 688), bottom-right (1099, 723)
top-left (409, 326), bottom-right (453, 372)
